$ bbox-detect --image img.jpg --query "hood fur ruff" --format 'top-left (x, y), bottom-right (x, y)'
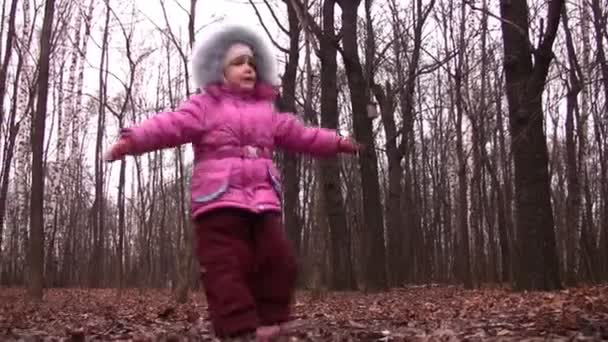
top-left (191, 23), bottom-right (280, 89)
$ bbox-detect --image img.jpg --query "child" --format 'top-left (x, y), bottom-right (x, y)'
top-left (105, 23), bottom-right (359, 341)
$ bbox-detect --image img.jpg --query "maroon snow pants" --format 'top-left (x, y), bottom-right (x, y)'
top-left (194, 208), bottom-right (298, 337)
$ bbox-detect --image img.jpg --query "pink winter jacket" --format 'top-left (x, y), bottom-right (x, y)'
top-left (121, 84), bottom-right (345, 219)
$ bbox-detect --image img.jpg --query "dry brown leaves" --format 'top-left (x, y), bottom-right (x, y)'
top-left (1, 284), bottom-right (607, 341)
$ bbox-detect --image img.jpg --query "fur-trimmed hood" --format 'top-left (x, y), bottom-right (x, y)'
top-left (191, 23), bottom-right (280, 89)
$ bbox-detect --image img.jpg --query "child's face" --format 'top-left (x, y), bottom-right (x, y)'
top-left (223, 55), bottom-right (257, 92)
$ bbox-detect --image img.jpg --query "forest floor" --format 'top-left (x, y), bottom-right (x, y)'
top-left (1, 284), bottom-right (607, 341)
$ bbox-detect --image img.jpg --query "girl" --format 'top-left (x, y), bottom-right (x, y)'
top-left (105, 23), bottom-right (359, 341)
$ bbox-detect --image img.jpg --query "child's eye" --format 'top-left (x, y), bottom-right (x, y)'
top-left (231, 56), bottom-right (256, 69)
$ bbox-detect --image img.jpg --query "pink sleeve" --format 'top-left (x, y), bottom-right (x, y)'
top-left (273, 112), bottom-right (341, 157)
top-left (120, 94), bottom-right (208, 155)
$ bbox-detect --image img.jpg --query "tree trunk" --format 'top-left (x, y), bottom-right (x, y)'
top-left (492, 58), bottom-right (515, 284)
top-left (158, 0), bottom-right (196, 302)
top-left (478, 1), bottom-right (497, 283)
top-left (499, 0), bottom-right (563, 291)
top-left (0, 0), bottom-right (18, 135)
top-left (117, 157), bottom-right (126, 290)
top-left (174, 148), bottom-right (190, 303)
top-left (318, 0), bottom-right (354, 291)
top-left (310, 162), bottom-right (328, 299)
top-left (561, 5), bottom-right (583, 286)
top-left (582, 170), bottom-right (597, 282)
top-left (386, 0), bottom-right (434, 285)
top-left (1, 54), bottom-right (29, 285)
top-left (373, 80), bottom-right (401, 285)
top-left (589, 0), bottom-right (608, 280)
top-left (65, 0), bottom-right (94, 287)
top-left (158, 152), bottom-right (168, 286)
top-left (376, 1), bottom-right (404, 287)
top-left (0, 0), bottom-right (21, 261)
top-left (453, 0), bottom-right (473, 288)
top-left (188, 0), bottom-right (197, 49)
top-left (470, 113), bottom-right (483, 286)
top-left (410, 113), bottom-right (426, 283)
top-left (113, 7), bottom-right (139, 292)
top-left (454, 70), bottom-right (472, 289)
top-left (277, 0), bottom-right (302, 263)
top-left (0, 88), bottom-right (20, 271)
top-left (90, 1), bottom-right (110, 288)
top-left (28, 0), bottom-right (55, 300)
top-left (337, 0), bottom-right (387, 291)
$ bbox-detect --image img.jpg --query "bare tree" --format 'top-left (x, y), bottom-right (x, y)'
top-left (309, 162), bottom-right (329, 298)
top-left (499, 0), bottom-right (563, 290)
top-left (336, 0), bottom-right (387, 291)
top-left (452, 0), bottom-right (472, 288)
top-left (28, 0), bottom-right (56, 300)
top-left (589, 0), bottom-right (608, 280)
top-left (156, 0), bottom-right (198, 302)
top-left (62, 0), bottom-right (95, 287)
top-left (373, 0), bottom-right (403, 287)
top-left (560, 2), bottom-right (584, 285)
top-left (473, 0), bottom-right (493, 283)
top-left (250, 0), bottom-right (304, 266)
top-left (0, 0), bottom-right (18, 140)
top-left (0, 0), bottom-right (20, 261)
top-left (278, 0), bottom-right (303, 261)
top-left (380, 0), bottom-right (436, 286)
top-left (14, 0), bottom-right (36, 287)
top-left (106, 3), bottom-right (152, 292)
top-left (280, 0), bottom-right (355, 290)
top-left (317, 0), bottom-right (355, 290)
top-left (89, 0), bottom-right (111, 288)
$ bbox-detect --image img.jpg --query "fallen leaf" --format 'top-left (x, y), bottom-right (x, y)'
top-left (347, 320), bottom-right (366, 329)
top-left (0, 285), bottom-right (606, 341)
top-left (497, 329), bottom-right (511, 336)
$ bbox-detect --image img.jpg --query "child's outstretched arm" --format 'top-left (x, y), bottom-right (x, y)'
top-left (105, 95), bottom-right (208, 161)
top-left (273, 112), bottom-right (359, 157)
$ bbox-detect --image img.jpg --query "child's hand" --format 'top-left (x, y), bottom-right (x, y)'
top-left (338, 136), bottom-right (362, 154)
top-left (104, 137), bottom-right (132, 162)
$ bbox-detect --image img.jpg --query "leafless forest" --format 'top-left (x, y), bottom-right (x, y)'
top-left (0, 0), bottom-right (607, 339)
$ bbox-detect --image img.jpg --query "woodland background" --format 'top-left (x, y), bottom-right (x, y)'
top-left (0, 0), bottom-right (606, 305)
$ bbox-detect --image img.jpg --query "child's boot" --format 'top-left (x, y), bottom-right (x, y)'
top-left (255, 325), bottom-right (281, 342)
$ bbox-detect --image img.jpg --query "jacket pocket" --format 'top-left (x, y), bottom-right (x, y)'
top-left (192, 164), bottom-right (232, 204)
top-left (193, 181), bottom-right (229, 203)
top-left (267, 164), bottom-right (282, 196)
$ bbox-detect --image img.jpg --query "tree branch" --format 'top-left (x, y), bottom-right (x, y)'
top-left (263, 0), bottom-right (290, 35)
top-left (463, 0), bottom-right (535, 52)
top-left (157, 0), bottom-right (194, 95)
top-left (530, 0), bottom-right (564, 92)
top-left (288, 0), bottom-right (344, 56)
top-left (248, 0), bottom-right (289, 53)
top-left (371, 35), bottom-right (396, 72)
top-left (171, 0), bottom-right (191, 17)
top-left (418, 49), bottom-right (457, 76)
top-left (288, 0), bottom-right (322, 38)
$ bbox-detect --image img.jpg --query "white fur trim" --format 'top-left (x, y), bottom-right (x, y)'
top-left (191, 23), bottom-right (280, 88)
